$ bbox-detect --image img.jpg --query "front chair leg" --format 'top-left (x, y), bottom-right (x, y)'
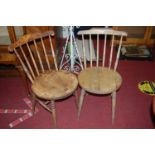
top-left (111, 91), bottom-right (116, 124)
top-left (78, 89), bottom-right (86, 120)
top-left (50, 100), bottom-right (57, 128)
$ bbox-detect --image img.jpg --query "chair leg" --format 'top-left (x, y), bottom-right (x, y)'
top-left (78, 89), bottom-right (86, 120)
top-left (111, 91), bottom-right (116, 124)
top-left (50, 100), bottom-right (57, 128)
top-left (74, 90), bottom-right (78, 109)
top-left (31, 93), bottom-right (37, 115)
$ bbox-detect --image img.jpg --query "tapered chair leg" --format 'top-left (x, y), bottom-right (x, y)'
top-left (74, 90), bottom-right (78, 109)
top-left (50, 100), bottom-right (57, 128)
top-left (111, 91), bottom-right (116, 124)
top-left (78, 89), bottom-right (86, 120)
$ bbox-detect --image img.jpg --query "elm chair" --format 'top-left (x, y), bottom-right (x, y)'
top-left (8, 31), bottom-right (78, 128)
top-left (77, 28), bottom-right (127, 124)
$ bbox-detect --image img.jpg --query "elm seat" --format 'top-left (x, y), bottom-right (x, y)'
top-left (32, 70), bottom-right (78, 100)
top-left (78, 67), bottom-right (122, 94)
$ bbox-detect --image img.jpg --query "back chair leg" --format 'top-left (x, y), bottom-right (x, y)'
top-left (74, 90), bottom-right (78, 109)
top-left (31, 93), bottom-right (37, 115)
top-left (78, 89), bottom-right (86, 120)
top-left (50, 100), bottom-right (57, 128)
top-left (111, 91), bottom-right (116, 124)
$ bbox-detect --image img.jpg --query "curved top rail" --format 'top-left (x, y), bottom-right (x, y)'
top-left (8, 30), bottom-right (54, 51)
top-left (78, 28), bottom-right (127, 36)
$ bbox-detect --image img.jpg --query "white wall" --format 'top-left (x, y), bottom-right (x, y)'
top-left (56, 26), bottom-right (69, 38)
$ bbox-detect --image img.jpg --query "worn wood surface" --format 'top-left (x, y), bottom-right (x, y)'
top-left (32, 70), bottom-right (78, 100)
top-left (78, 67), bottom-right (122, 94)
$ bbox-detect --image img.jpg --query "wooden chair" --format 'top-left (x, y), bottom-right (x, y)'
top-left (8, 31), bottom-right (78, 128)
top-left (77, 28), bottom-right (127, 124)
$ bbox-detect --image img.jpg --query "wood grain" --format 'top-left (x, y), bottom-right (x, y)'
top-left (32, 70), bottom-right (78, 100)
top-left (78, 67), bottom-right (122, 94)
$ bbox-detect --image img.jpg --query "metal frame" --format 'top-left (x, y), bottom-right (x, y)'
top-left (59, 26), bottom-right (83, 74)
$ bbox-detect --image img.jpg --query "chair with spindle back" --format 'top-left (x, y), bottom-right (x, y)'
top-left (77, 28), bottom-right (127, 124)
top-left (8, 31), bottom-right (78, 128)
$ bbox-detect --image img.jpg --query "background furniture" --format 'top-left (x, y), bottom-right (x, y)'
top-left (0, 26), bottom-right (56, 95)
top-left (113, 26), bottom-right (155, 46)
top-left (77, 28), bottom-right (127, 123)
top-left (8, 31), bottom-right (78, 128)
top-left (0, 26), bottom-right (56, 76)
top-left (0, 26), bottom-right (20, 76)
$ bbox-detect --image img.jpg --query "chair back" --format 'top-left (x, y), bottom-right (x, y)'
top-left (77, 28), bottom-right (127, 71)
top-left (8, 31), bottom-right (58, 83)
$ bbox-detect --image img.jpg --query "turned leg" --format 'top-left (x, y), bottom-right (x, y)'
top-left (50, 100), bottom-right (57, 128)
top-left (111, 91), bottom-right (116, 124)
top-left (78, 89), bottom-right (86, 120)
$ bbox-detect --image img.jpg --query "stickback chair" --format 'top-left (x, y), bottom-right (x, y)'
top-left (77, 28), bottom-right (127, 124)
top-left (8, 31), bottom-right (78, 128)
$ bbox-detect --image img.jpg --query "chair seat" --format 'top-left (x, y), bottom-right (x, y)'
top-left (31, 70), bottom-right (78, 100)
top-left (78, 67), bottom-right (122, 94)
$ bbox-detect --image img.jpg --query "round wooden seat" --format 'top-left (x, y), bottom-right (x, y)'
top-left (31, 70), bottom-right (78, 100)
top-left (78, 67), bottom-right (122, 94)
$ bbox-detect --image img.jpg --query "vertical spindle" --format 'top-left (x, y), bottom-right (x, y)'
top-left (34, 40), bottom-right (44, 73)
top-left (49, 35), bottom-right (58, 71)
top-left (82, 34), bottom-right (86, 69)
top-left (20, 45), bottom-right (35, 79)
top-left (109, 35), bottom-right (114, 69)
top-left (89, 34), bottom-right (92, 68)
top-left (41, 37), bottom-right (51, 70)
top-left (114, 35), bottom-right (123, 71)
top-left (26, 43), bottom-right (39, 76)
top-left (14, 48), bottom-right (34, 83)
top-left (96, 34), bottom-right (99, 67)
top-left (102, 34), bottom-right (107, 67)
